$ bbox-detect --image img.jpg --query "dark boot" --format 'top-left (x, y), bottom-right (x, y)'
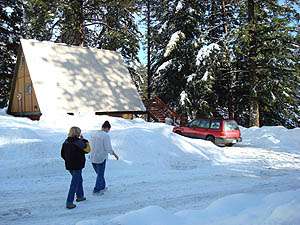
top-left (66, 203), bottom-right (76, 209)
top-left (76, 197), bottom-right (86, 202)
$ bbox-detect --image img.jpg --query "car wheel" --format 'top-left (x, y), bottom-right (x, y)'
top-left (175, 131), bottom-right (182, 135)
top-left (226, 143), bottom-right (234, 147)
top-left (206, 135), bottom-right (215, 143)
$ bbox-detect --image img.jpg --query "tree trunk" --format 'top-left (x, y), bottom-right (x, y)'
top-left (147, 0), bottom-right (151, 121)
top-left (221, 0), bottom-right (228, 33)
top-left (76, 0), bottom-right (85, 46)
top-left (147, 0), bottom-right (151, 101)
top-left (61, 0), bottom-right (85, 46)
top-left (228, 91), bottom-right (234, 119)
top-left (249, 99), bottom-right (259, 126)
top-left (209, 0), bottom-right (217, 38)
top-left (221, 0), bottom-right (235, 119)
top-left (248, 0), bottom-right (260, 127)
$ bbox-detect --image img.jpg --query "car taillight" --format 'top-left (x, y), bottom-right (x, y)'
top-left (220, 131), bottom-right (225, 137)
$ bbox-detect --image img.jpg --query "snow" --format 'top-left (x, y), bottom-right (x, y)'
top-left (4, 7), bottom-right (13, 15)
top-left (180, 91), bottom-right (189, 105)
top-left (158, 22), bottom-right (168, 34)
top-left (202, 71), bottom-right (209, 81)
top-left (176, 1), bottom-right (183, 12)
top-left (164, 31), bottom-right (185, 57)
top-left (271, 91), bottom-right (276, 100)
top-left (187, 73), bottom-right (196, 83)
top-left (1, 111), bottom-right (300, 225)
top-left (156, 60), bottom-right (172, 73)
top-left (103, 191), bottom-right (300, 225)
top-left (283, 91), bottom-right (290, 97)
top-left (196, 43), bottom-right (221, 65)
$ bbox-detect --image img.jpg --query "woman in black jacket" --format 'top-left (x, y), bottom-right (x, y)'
top-left (61, 126), bottom-right (90, 209)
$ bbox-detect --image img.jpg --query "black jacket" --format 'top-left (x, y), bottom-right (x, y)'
top-left (61, 137), bottom-right (88, 170)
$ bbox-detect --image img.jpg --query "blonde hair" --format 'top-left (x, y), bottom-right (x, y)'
top-left (68, 126), bottom-right (81, 138)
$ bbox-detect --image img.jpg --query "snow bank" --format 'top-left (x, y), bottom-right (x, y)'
top-left (241, 126), bottom-right (300, 153)
top-left (77, 189), bottom-right (300, 225)
top-left (105, 206), bottom-right (184, 225)
top-left (177, 189), bottom-right (300, 225)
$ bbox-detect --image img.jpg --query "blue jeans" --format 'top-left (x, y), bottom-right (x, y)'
top-left (92, 160), bottom-right (106, 192)
top-left (67, 170), bottom-right (84, 204)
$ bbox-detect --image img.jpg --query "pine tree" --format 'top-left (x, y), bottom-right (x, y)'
top-left (151, 0), bottom-right (207, 118)
top-left (234, 0), bottom-right (300, 127)
top-left (197, 0), bottom-right (240, 119)
top-left (0, 0), bottom-right (24, 108)
top-left (25, 0), bottom-right (140, 66)
top-left (24, 0), bottom-right (58, 41)
top-left (151, 0), bottom-right (239, 120)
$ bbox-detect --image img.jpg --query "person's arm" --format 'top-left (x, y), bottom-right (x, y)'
top-left (74, 138), bottom-right (90, 154)
top-left (61, 144), bottom-right (65, 160)
top-left (81, 138), bottom-right (91, 153)
top-left (112, 151), bottom-right (119, 160)
top-left (104, 134), bottom-right (119, 160)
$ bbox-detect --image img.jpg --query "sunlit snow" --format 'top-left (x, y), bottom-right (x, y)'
top-left (1, 109), bottom-right (300, 225)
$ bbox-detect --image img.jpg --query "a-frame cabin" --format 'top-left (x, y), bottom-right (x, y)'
top-left (7, 39), bottom-right (146, 120)
top-left (7, 47), bottom-right (41, 119)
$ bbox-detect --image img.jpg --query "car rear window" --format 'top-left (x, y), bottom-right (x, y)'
top-left (224, 120), bottom-right (239, 131)
top-left (210, 121), bottom-right (221, 129)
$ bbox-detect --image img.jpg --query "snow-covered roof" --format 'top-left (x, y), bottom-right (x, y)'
top-left (20, 39), bottom-right (146, 114)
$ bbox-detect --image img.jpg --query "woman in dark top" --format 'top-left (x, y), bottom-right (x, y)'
top-left (61, 126), bottom-right (90, 209)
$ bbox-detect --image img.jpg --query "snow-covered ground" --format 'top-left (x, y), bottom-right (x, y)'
top-left (1, 109), bottom-right (300, 225)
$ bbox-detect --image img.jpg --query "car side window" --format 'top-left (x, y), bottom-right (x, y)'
top-left (210, 120), bottom-right (221, 129)
top-left (188, 120), bottom-right (199, 128)
top-left (198, 119), bottom-right (210, 128)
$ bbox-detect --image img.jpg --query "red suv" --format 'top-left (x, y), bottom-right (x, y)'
top-left (173, 118), bottom-right (242, 146)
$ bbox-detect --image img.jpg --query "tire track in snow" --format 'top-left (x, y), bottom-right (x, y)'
top-left (3, 166), bottom-right (300, 225)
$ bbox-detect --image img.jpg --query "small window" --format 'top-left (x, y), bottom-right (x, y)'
top-left (198, 119), bottom-right (210, 128)
top-left (210, 121), bottom-right (221, 129)
top-left (25, 83), bottom-right (32, 95)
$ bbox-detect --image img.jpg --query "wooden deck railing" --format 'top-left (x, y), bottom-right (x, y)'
top-left (145, 96), bottom-right (184, 124)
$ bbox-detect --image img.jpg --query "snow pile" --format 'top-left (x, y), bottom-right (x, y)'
top-left (241, 126), bottom-right (300, 153)
top-left (96, 189), bottom-right (300, 225)
top-left (177, 189), bottom-right (300, 225)
top-left (105, 206), bottom-right (184, 225)
top-left (1, 112), bottom-right (300, 225)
